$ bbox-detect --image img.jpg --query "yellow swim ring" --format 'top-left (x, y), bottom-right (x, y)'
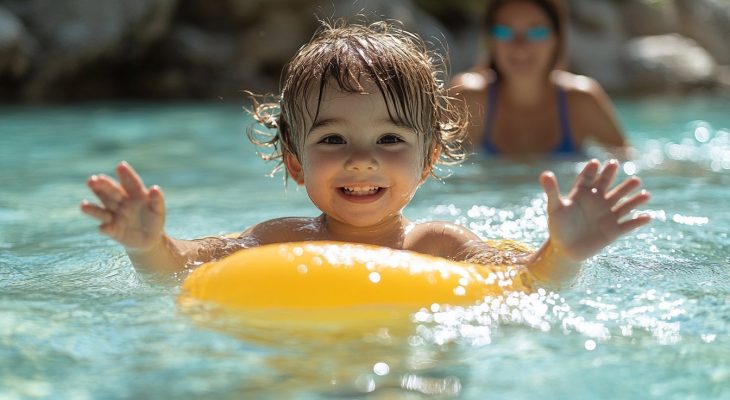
top-left (180, 241), bottom-right (534, 315)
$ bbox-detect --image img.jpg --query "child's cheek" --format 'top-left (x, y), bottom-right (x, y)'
top-left (386, 150), bottom-right (424, 180)
top-left (302, 150), bottom-right (336, 175)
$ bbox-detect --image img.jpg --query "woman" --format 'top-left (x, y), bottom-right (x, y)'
top-left (450, 0), bottom-right (628, 157)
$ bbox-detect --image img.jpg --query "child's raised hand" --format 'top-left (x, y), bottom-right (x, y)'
top-left (539, 159), bottom-right (651, 261)
top-left (81, 161), bottom-right (166, 252)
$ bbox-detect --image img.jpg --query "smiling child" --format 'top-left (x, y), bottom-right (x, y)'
top-left (81, 20), bottom-right (650, 286)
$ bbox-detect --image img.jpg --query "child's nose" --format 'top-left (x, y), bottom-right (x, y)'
top-left (345, 147), bottom-right (379, 171)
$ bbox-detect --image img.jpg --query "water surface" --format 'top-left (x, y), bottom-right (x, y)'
top-left (1, 96), bottom-right (729, 399)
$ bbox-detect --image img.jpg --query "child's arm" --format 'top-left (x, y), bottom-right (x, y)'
top-left (80, 161), bottom-right (241, 274)
top-left (526, 159), bottom-right (651, 285)
top-left (448, 159), bottom-right (649, 287)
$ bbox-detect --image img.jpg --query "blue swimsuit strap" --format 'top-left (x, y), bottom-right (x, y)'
top-left (554, 87), bottom-right (577, 154)
top-left (481, 82), bottom-right (577, 154)
top-left (481, 82), bottom-right (500, 154)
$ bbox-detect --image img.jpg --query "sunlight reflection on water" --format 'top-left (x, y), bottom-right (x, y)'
top-left (1, 100), bottom-right (729, 398)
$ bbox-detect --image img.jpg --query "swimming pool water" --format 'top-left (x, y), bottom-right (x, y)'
top-left (1, 96), bottom-right (728, 399)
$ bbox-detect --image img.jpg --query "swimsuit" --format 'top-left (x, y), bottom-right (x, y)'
top-left (481, 81), bottom-right (578, 155)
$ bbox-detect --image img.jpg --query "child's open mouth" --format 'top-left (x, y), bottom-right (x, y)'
top-left (341, 186), bottom-right (381, 196)
top-left (338, 185), bottom-right (386, 203)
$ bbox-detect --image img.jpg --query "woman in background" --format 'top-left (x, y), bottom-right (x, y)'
top-left (450, 0), bottom-right (628, 157)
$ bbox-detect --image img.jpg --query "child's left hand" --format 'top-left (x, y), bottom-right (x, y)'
top-left (540, 159), bottom-right (651, 261)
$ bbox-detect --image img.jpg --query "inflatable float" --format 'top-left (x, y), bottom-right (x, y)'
top-left (179, 241), bottom-right (534, 319)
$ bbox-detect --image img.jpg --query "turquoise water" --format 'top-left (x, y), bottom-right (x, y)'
top-left (1, 96), bottom-right (729, 399)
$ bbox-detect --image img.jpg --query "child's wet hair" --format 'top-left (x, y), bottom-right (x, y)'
top-left (248, 19), bottom-right (469, 180)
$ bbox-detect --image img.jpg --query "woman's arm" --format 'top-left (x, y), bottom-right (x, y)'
top-left (563, 73), bottom-right (630, 156)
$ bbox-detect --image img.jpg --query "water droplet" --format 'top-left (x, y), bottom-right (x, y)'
top-left (694, 124), bottom-right (711, 142)
top-left (623, 161), bottom-right (637, 175)
top-left (373, 362), bottom-right (390, 376)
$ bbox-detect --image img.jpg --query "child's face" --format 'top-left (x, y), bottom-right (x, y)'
top-left (285, 80), bottom-right (431, 228)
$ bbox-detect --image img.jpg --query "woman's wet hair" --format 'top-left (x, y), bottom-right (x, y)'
top-left (484, 0), bottom-right (566, 77)
top-left (248, 19), bottom-right (469, 181)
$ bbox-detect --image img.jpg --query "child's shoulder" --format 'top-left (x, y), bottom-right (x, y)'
top-left (406, 221), bottom-right (484, 259)
top-left (239, 216), bottom-right (324, 245)
top-left (407, 221), bottom-right (532, 263)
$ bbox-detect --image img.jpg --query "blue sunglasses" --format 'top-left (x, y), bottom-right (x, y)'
top-left (490, 25), bottom-right (551, 42)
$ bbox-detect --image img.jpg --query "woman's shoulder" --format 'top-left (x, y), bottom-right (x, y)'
top-left (552, 70), bottom-right (627, 146)
top-left (450, 67), bottom-right (496, 94)
top-left (552, 70), bottom-right (607, 98)
top-left (552, 70), bottom-right (617, 113)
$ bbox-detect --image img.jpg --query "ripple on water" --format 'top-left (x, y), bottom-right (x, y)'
top-left (2, 103), bottom-right (729, 398)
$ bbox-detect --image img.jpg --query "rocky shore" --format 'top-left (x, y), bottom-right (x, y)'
top-left (1, 0), bottom-right (729, 103)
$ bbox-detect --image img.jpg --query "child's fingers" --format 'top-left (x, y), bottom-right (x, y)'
top-left (612, 190), bottom-right (651, 217)
top-left (575, 159), bottom-right (601, 190)
top-left (148, 185), bottom-right (165, 215)
top-left (80, 200), bottom-right (114, 223)
top-left (87, 174), bottom-right (125, 211)
top-left (116, 161), bottom-right (147, 199)
top-left (606, 177), bottom-right (642, 205)
top-left (618, 213), bottom-right (652, 234)
top-left (540, 171), bottom-right (561, 213)
top-left (593, 159), bottom-right (619, 193)
top-left (98, 221), bottom-right (119, 237)
top-left (92, 174), bottom-right (125, 198)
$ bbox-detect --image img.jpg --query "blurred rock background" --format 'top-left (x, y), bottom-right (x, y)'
top-left (1, 0), bottom-right (729, 103)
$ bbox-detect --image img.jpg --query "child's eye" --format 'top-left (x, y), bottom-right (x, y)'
top-left (378, 134), bottom-right (404, 145)
top-left (318, 135), bottom-right (346, 145)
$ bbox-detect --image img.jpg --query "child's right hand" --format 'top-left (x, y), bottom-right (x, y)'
top-left (81, 161), bottom-right (166, 252)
